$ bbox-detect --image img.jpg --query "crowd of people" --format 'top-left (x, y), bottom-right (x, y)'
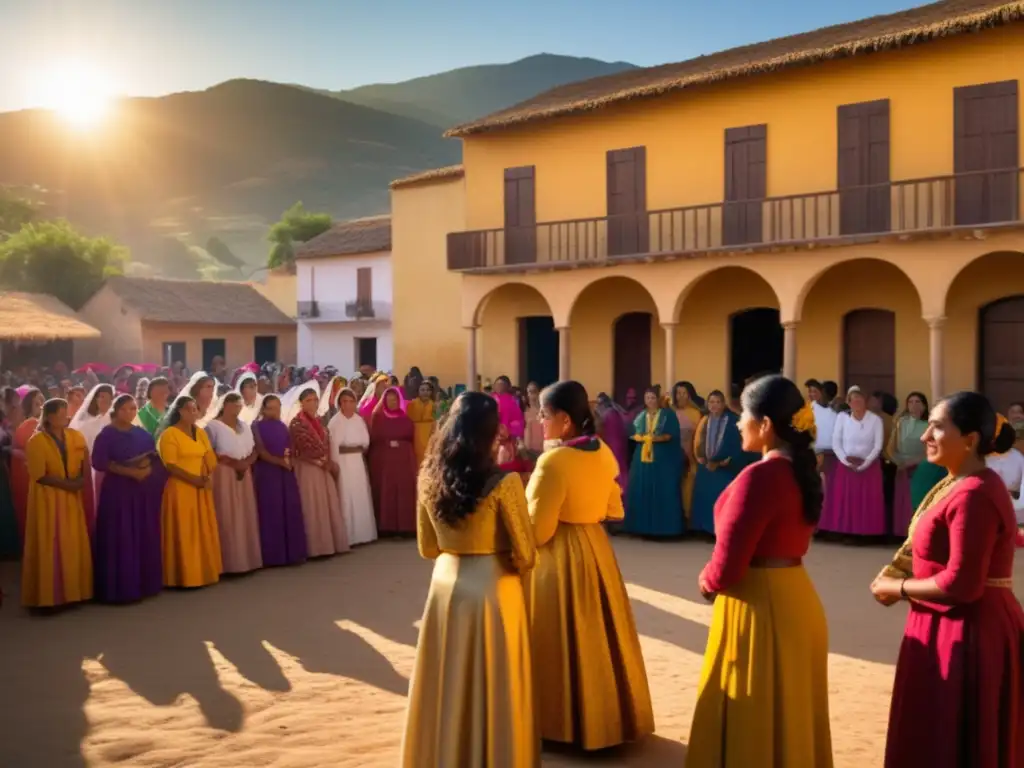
top-left (404, 376), bottom-right (1023, 768)
top-left (0, 360), bottom-right (458, 605)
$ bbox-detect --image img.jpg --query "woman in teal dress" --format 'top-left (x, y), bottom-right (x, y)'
top-left (624, 387), bottom-right (684, 537)
top-left (690, 389), bottom-right (744, 535)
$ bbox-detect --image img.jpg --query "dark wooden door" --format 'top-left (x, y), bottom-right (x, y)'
top-left (517, 316), bottom-right (560, 388)
top-left (843, 309), bottom-right (896, 395)
top-left (202, 338), bottom-right (226, 372)
top-left (504, 166), bottom-right (536, 265)
top-left (838, 99), bottom-right (891, 235)
top-left (607, 147), bottom-right (648, 257)
top-left (613, 312), bottom-right (652, 404)
top-left (253, 336), bottom-right (278, 365)
top-left (979, 296), bottom-right (1024, 413)
top-left (954, 80), bottom-right (1019, 226)
top-left (724, 125), bottom-right (767, 246)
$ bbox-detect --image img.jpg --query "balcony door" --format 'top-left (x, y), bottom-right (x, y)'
top-left (504, 166), bottom-right (536, 265)
top-left (954, 80), bottom-right (1019, 226)
top-left (723, 125), bottom-right (767, 247)
top-left (607, 146), bottom-right (648, 257)
top-left (838, 99), bottom-right (891, 235)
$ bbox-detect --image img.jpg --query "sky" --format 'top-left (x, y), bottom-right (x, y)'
top-left (0, 0), bottom-right (925, 113)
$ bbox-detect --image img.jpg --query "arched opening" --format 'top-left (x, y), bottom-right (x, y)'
top-left (730, 307), bottom-right (783, 389)
top-left (979, 296), bottom-right (1024, 413)
top-left (798, 258), bottom-right (924, 398)
top-left (944, 251), bottom-right (1024, 400)
top-left (843, 309), bottom-right (896, 395)
top-left (614, 312), bottom-right (653, 403)
top-left (476, 282), bottom-right (556, 387)
top-left (568, 276), bottom-right (660, 397)
top-left (674, 266), bottom-right (780, 397)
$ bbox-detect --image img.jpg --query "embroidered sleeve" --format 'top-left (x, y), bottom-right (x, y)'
top-left (499, 473), bottom-right (536, 574)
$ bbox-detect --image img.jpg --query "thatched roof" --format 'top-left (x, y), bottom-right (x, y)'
top-left (447, 0), bottom-right (1024, 137)
top-left (0, 291), bottom-right (101, 342)
top-left (390, 165), bottom-right (465, 190)
top-left (294, 216), bottom-right (392, 260)
top-left (103, 276), bottom-right (294, 325)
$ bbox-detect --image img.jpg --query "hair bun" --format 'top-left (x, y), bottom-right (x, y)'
top-left (990, 419), bottom-right (1017, 455)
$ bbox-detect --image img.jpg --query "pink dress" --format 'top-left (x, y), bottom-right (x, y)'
top-left (885, 469), bottom-right (1023, 768)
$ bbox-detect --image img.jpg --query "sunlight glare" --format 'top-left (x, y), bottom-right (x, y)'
top-left (37, 60), bottom-right (115, 129)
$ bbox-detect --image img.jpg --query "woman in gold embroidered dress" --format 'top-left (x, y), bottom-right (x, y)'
top-left (401, 391), bottom-right (538, 768)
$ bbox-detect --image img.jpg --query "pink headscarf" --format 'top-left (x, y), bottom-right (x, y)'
top-left (493, 391), bottom-right (524, 440)
top-left (376, 387), bottom-right (408, 419)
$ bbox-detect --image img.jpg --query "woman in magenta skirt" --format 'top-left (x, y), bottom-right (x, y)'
top-left (871, 390), bottom-right (1023, 768)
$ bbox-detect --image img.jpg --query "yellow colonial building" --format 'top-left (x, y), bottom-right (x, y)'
top-left (391, 0), bottom-right (1024, 413)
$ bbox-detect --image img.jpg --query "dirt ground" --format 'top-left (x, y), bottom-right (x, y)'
top-left (1, 537), bottom-right (1020, 768)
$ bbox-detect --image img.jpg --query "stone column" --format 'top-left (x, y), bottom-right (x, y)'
top-left (466, 326), bottom-right (478, 391)
top-left (557, 326), bottom-right (571, 381)
top-left (782, 321), bottom-right (798, 381)
top-left (663, 323), bottom-right (678, 390)
top-left (927, 316), bottom-right (946, 403)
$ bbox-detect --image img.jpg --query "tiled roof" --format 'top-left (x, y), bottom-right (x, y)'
top-left (293, 216), bottom-right (391, 259)
top-left (103, 276), bottom-right (295, 325)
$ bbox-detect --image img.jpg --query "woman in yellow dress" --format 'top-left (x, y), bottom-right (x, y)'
top-left (157, 394), bottom-right (222, 588)
top-left (405, 380), bottom-right (436, 466)
top-left (527, 380), bottom-right (654, 750)
top-left (672, 381), bottom-right (704, 518)
top-left (21, 398), bottom-right (94, 608)
top-left (402, 391), bottom-right (539, 768)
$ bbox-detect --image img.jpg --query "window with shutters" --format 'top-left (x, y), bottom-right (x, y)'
top-left (606, 147), bottom-right (648, 257)
top-left (954, 80), bottom-right (1019, 226)
top-left (503, 166), bottom-right (536, 265)
top-left (723, 125), bottom-right (767, 246)
top-left (838, 99), bottom-right (891, 235)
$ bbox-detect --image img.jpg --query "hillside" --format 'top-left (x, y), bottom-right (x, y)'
top-left (337, 53), bottom-right (638, 127)
top-left (0, 80), bottom-right (457, 274)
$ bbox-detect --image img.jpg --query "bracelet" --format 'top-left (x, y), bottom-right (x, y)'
top-left (899, 578), bottom-right (908, 600)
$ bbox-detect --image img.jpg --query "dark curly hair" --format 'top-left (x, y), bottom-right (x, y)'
top-left (941, 391), bottom-right (1016, 457)
top-left (419, 391), bottom-right (501, 527)
top-left (741, 375), bottom-right (823, 525)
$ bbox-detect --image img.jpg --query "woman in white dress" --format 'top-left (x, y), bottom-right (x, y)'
top-left (986, 417), bottom-right (1024, 524)
top-left (205, 392), bottom-right (263, 573)
top-left (234, 372), bottom-right (263, 424)
top-left (327, 388), bottom-right (377, 545)
top-left (70, 383), bottom-right (116, 510)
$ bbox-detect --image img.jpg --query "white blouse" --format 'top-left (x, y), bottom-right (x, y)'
top-left (204, 419), bottom-right (255, 460)
top-left (811, 401), bottom-right (838, 453)
top-left (986, 449), bottom-right (1024, 522)
top-left (832, 410), bottom-right (884, 470)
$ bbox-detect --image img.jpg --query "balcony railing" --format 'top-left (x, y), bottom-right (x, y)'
top-left (297, 299), bottom-right (392, 322)
top-left (447, 168), bottom-right (1023, 271)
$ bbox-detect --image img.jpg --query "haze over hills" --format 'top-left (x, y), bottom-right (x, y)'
top-left (0, 54), bottom-right (637, 276)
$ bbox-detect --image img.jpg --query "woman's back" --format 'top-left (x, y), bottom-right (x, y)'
top-left (528, 441), bottom-right (622, 529)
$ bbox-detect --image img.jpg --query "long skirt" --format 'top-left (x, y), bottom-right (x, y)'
top-left (162, 480), bottom-right (222, 588)
top-left (891, 466), bottom-right (916, 537)
top-left (687, 565), bottom-right (833, 767)
top-left (93, 474), bottom-right (164, 603)
top-left (21, 489), bottom-right (93, 607)
top-left (211, 465), bottom-right (263, 574)
top-left (253, 463), bottom-right (308, 567)
top-left (690, 464), bottom-right (738, 536)
top-left (293, 462), bottom-right (349, 557)
top-left (402, 553), bottom-right (539, 768)
top-left (626, 457), bottom-right (685, 537)
top-left (526, 522), bottom-right (654, 750)
top-left (885, 589), bottom-right (1024, 768)
top-left (818, 460), bottom-right (886, 535)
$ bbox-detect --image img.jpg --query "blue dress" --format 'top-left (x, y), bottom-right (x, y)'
top-left (624, 408), bottom-right (684, 537)
top-left (690, 411), bottom-right (743, 535)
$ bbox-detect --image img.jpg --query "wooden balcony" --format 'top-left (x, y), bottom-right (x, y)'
top-left (447, 168), bottom-right (1023, 272)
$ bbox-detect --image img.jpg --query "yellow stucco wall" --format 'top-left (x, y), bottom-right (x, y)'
top-left (391, 176), bottom-right (468, 385)
top-left (462, 24), bottom-right (1024, 231)
top-left (251, 270), bottom-right (297, 318)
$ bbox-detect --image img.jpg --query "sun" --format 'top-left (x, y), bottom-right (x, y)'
top-left (37, 60), bottom-right (116, 129)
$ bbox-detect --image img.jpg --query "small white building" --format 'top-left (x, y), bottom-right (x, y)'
top-left (295, 215), bottom-right (393, 372)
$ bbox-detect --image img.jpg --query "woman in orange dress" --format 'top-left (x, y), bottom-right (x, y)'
top-left (12, 387), bottom-right (44, 547)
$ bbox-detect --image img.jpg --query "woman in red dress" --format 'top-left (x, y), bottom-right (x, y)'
top-left (368, 387), bottom-right (417, 534)
top-left (871, 390), bottom-right (1023, 768)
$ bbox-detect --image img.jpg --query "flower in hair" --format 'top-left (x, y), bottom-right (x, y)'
top-left (790, 402), bottom-right (817, 439)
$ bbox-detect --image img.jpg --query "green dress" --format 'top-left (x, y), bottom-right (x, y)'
top-left (136, 402), bottom-right (166, 436)
top-left (909, 458), bottom-right (946, 512)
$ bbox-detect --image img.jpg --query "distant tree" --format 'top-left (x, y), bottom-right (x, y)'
top-left (266, 202), bottom-right (332, 269)
top-left (0, 192), bottom-right (39, 238)
top-left (0, 220), bottom-right (127, 309)
top-left (205, 236), bottom-right (246, 271)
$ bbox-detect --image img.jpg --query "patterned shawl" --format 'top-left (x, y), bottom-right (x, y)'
top-left (289, 410), bottom-right (328, 461)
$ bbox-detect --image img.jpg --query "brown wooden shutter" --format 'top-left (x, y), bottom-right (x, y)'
top-left (954, 80), bottom-right (1019, 225)
top-left (843, 309), bottom-right (896, 396)
top-left (980, 297), bottom-right (1024, 413)
top-left (504, 166), bottom-right (536, 264)
top-left (723, 125), bottom-right (767, 246)
top-left (356, 267), bottom-right (371, 305)
top-left (838, 99), bottom-right (891, 235)
top-left (606, 146), bottom-right (648, 256)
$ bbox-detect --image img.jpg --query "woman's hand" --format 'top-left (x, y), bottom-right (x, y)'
top-left (698, 576), bottom-right (716, 602)
top-left (132, 466), bottom-right (152, 482)
top-left (870, 574), bottom-right (903, 605)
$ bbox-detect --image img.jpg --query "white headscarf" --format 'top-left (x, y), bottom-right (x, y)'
top-left (358, 373), bottom-right (387, 412)
top-left (234, 371), bottom-right (263, 423)
top-left (280, 382), bottom-right (321, 425)
top-left (317, 376), bottom-right (347, 417)
top-left (69, 384), bottom-right (116, 448)
top-left (178, 370), bottom-right (215, 426)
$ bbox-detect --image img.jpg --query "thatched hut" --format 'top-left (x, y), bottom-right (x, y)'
top-left (0, 291), bottom-right (101, 370)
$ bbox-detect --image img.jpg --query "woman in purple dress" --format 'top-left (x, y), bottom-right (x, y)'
top-left (91, 394), bottom-right (166, 603)
top-left (595, 393), bottom-right (629, 496)
top-left (251, 394), bottom-right (308, 566)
